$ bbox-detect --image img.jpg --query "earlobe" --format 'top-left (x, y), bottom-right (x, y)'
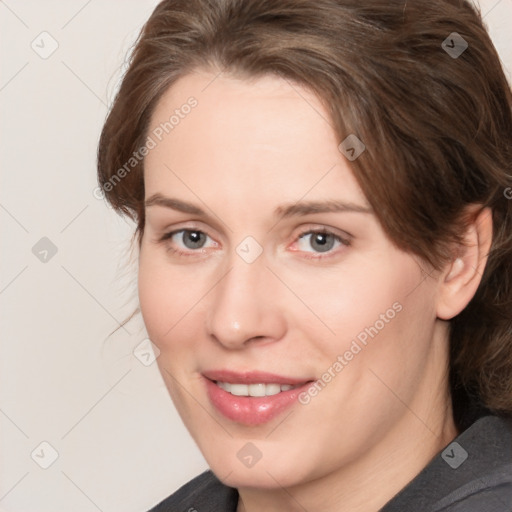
top-left (436, 207), bottom-right (493, 320)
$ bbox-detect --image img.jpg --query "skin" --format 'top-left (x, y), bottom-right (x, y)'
top-left (138, 69), bottom-right (492, 512)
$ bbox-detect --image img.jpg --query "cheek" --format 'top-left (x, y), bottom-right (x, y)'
top-left (280, 252), bottom-right (422, 351)
top-left (137, 247), bottom-right (207, 350)
top-left (321, 257), bottom-right (439, 413)
top-left (138, 253), bottom-right (169, 342)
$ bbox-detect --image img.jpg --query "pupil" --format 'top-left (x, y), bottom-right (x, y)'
top-left (183, 230), bottom-right (205, 249)
top-left (311, 233), bottom-right (334, 253)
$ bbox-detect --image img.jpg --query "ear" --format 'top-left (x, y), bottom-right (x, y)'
top-left (436, 206), bottom-right (493, 320)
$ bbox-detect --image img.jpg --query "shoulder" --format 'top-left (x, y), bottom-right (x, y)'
top-left (147, 470), bottom-right (238, 512)
top-left (382, 415), bottom-right (512, 511)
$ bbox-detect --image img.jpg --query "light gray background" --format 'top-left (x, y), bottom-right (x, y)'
top-left (1, 1), bottom-right (511, 511)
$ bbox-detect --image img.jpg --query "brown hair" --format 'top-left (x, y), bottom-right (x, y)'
top-left (97, 0), bottom-right (512, 429)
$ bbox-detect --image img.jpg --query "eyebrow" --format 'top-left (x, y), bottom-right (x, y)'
top-left (145, 194), bottom-right (372, 218)
top-left (145, 194), bottom-right (205, 215)
top-left (275, 200), bottom-right (373, 218)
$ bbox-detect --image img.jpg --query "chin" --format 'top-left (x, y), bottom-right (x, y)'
top-left (200, 438), bottom-right (315, 490)
top-left (217, 463), bottom-right (304, 490)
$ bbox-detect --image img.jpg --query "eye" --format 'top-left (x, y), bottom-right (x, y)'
top-left (296, 231), bottom-right (345, 254)
top-left (163, 229), bottom-right (217, 252)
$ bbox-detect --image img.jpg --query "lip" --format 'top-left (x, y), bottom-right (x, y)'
top-left (203, 369), bottom-right (311, 386)
top-left (202, 370), bottom-right (314, 426)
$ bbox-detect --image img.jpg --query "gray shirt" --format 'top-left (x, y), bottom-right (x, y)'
top-left (149, 415), bottom-right (512, 511)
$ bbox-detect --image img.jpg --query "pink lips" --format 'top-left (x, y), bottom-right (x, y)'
top-left (203, 370), bottom-right (313, 426)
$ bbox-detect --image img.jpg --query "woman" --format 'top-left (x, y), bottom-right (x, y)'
top-left (97, 0), bottom-right (512, 510)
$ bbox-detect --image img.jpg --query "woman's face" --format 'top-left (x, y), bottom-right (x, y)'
top-left (139, 70), bottom-right (449, 490)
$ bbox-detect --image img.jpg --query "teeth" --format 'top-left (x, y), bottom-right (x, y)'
top-left (216, 381), bottom-right (300, 397)
top-left (230, 383), bottom-right (249, 396)
top-left (248, 383), bottom-right (266, 397)
top-left (265, 384), bottom-right (281, 396)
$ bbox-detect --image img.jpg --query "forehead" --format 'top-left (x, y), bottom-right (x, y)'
top-left (144, 70), bottom-right (368, 209)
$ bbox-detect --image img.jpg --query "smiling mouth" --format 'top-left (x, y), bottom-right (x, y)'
top-left (201, 369), bottom-right (316, 423)
top-left (214, 381), bottom-right (304, 397)
top-left (203, 372), bottom-right (315, 425)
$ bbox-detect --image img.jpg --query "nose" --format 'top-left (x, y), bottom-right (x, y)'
top-left (205, 257), bottom-right (287, 350)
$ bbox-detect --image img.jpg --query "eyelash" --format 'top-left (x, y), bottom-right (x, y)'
top-left (158, 229), bottom-right (216, 257)
top-left (292, 230), bottom-right (351, 260)
top-left (158, 227), bottom-right (351, 259)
